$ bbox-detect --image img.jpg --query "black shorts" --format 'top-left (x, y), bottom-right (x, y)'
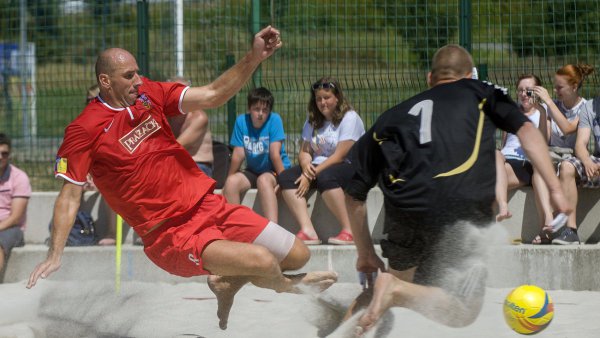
top-left (380, 202), bottom-right (491, 299)
top-left (505, 158), bottom-right (534, 185)
top-left (240, 169), bottom-right (266, 188)
top-left (277, 162), bottom-right (355, 193)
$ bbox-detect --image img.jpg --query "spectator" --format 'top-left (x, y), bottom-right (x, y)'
top-left (167, 76), bottom-right (214, 177)
top-left (529, 64), bottom-right (594, 244)
top-left (534, 64), bottom-right (594, 162)
top-left (557, 97), bottom-right (600, 244)
top-left (27, 28), bottom-right (337, 332)
top-left (223, 87), bottom-right (291, 223)
top-left (278, 77), bottom-right (365, 245)
top-left (0, 133), bottom-right (31, 273)
top-left (494, 74), bottom-right (553, 244)
top-left (85, 85), bottom-right (118, 246)
top-left (344, 44), bottom-right (570, 335)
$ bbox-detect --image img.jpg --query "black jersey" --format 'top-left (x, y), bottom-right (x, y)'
top-left (346, 78), bottom-right (530, 214)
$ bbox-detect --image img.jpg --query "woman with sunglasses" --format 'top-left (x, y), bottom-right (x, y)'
top-left (278, 77), bottom-right (365, 245)
top-left (495, 74), bottom-right (553, 244)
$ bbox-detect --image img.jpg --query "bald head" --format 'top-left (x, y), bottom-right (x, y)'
top-left (95, 48), bottom-right (137, 81)
top-left (428, 44), bottom-right (474, 86)
top-left (94, 48), bottom-right (143, 107)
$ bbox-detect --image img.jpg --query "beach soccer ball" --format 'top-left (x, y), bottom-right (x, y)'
top-left (503, 285), bottom-right (554, 335)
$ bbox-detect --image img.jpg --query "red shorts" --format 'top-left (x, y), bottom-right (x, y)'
top-left (142, 193), bottom-right (268, 277)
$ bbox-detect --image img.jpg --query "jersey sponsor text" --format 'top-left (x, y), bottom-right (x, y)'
top-left (119, 115), bottom-right (161, 153)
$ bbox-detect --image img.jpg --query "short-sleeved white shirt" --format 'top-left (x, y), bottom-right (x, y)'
top-left (501, 109), bottom-right (541, 161)
top-left (301, 110), bottom-right (365, 165)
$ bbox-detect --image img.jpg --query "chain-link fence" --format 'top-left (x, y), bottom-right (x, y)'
top-left (1, 0), bottom-right (599, 190)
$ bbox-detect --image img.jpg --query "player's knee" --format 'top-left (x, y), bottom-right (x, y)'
top-left (280, 239), bottom-right (310, 271)
top-left (248, 245), bottom-right (280, 274)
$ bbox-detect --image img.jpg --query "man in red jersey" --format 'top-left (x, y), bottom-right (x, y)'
top-left (26, 26), bottom-right (337, 330)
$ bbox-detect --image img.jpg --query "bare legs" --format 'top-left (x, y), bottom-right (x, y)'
top-left (223, 172), bottom-right (279, 223)
top-left (531, 171), bottom-right (554, 228)
top-left (559, 161), bottom-right (579, 229)
top-left (321, 188), bottom-right (353, 234)
top-left (495, 152), bottom-right (525, 222)
top-left (357, 268), bottom-right (483, 335)
top-left (281, 188), bottom-right (318, 238)
top-left (495, 151), bottom-right (511, 221)
top-left (281, 186), bottom-right (355, 240)
top-left (0, 248), bottom-right (5, 274)
top-left (203, 238), bottom-right (337, 329)
top-left (222, 173), bottom-right (252, 205)
top-left (256, 173), bottom-right (279, 223)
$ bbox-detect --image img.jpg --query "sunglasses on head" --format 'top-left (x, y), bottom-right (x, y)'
top-left (312, 82), bottom-right (336, 91)
top-left (0, 151), bottom-right (9, 158)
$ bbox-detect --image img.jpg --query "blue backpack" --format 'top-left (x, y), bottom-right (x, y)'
top-left (48, 211), bottom-right (97, 246)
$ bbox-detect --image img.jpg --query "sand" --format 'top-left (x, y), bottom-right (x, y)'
top-left (1, 279), bottom-right (599, 338)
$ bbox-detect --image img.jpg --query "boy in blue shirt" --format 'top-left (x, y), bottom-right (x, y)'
top-left (223, 87), bottom-right (291, 223)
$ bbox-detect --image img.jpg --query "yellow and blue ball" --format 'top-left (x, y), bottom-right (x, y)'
top-left (503, 285), bottom-right (554, 335)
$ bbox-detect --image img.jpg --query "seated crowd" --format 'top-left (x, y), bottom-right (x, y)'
top-left (495, 64), bottom-right (599, 245)
top-left (2, 67), bottom-right (600, 259)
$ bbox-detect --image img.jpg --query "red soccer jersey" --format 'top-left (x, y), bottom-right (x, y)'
top-left (54, 78), bottom-right (216, 235)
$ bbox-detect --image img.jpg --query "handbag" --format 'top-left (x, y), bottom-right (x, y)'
top-left (47, 210), bottom-right (98, 246)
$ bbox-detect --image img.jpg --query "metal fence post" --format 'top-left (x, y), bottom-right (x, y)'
top-left (478, 63), bottom-right (488, 81)
top-left (251, 0), bottom-right (261, 87)
top-left (137, 0), bottom-right (149, 77)
top-left (226, 54), bottom-right (236, 140)
top-left (459, 0), bottom-right (472, 52)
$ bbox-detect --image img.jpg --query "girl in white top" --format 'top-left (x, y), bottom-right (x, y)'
top-left (496, 75), bottom-right (549, 235)
top-left (278, 77), bottom-right (365, 245)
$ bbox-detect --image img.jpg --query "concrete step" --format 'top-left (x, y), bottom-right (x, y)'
top-left (5, 244), bottom-right (600, 291)
top-left (23, 189), bottom-right (387, 245)
top-left (24, 187), bottom-right (600, 245)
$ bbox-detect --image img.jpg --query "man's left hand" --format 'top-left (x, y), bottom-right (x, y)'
top-left (252, 25), bottom-right (282, 60)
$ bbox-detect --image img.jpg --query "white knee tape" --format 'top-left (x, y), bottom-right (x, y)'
top-left (253, 221), bottom-right (296, 262)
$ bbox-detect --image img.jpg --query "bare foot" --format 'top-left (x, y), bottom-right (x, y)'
top-left (284, 271), bottom-right (338, 293)
top-left (207, 275), bottom-right (248, 330)
top-left (98, 238), bottom-right (116, 246)
top-left (356, 272), bottom-right (397, 336)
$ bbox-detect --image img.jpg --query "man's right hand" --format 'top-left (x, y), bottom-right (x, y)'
top-left (356, 253), bottom-right (385, 275)
top-left (26, 256), bottom-right (61, 289)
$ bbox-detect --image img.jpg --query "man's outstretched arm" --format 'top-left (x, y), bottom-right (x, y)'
top-left (27, 181), bottom-right (82, 288)
top-left (345, 195), bottom-right (384, 272)
top-left (182, 26), bottom-right (282, 111)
